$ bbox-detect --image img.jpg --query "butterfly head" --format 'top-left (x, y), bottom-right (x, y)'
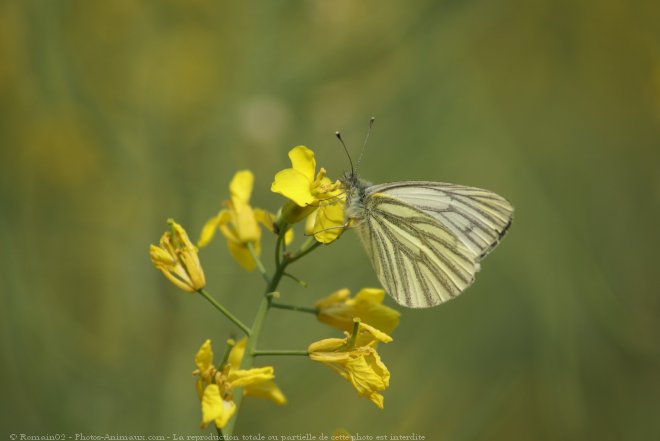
top-left (339, 169), bottom-right (359, 189)
top-left (339, 170), bottom-right (371, 223)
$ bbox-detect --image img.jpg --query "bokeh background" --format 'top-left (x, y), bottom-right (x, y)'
top-left (2, 1), bottom-right (660, 439)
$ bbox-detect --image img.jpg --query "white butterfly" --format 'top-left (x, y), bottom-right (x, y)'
top-left (340, 174), bottom-right (513, 309)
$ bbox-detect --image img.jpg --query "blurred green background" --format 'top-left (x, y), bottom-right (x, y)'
top-left (2, 0), bottom-right (660, 439)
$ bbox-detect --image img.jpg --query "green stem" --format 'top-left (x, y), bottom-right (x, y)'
top-left (224, 295), bottom-right (269, 435)
top-left (289, 238), bottom-right (322, 263)
top-left (197, 289), bottom-right (251, 335)
top-left (283, 272), bottom-right (308, 287)
top-left (270, 302), bottom-right (318, 315)
top-left (245, 295), bottom-right (272, 361)
top-left (224, 232), bottom-right (320, 436)
top-left (247, 242), bottom-right (269, 283)
top-left (252, 349), bottom-right (309, 357)
top-left (275, 227), bottom-right (285, 267)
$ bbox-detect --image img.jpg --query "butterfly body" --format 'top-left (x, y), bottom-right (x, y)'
top-left (341, 174), bottom-right (371, 222)
top-left (341, 176), bottom-right (513, 308)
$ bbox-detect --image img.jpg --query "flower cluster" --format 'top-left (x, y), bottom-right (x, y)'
top-left (309, 321), bottom-right (393, 409)
top-left (193, 339), bottom-right (286, 429)
top-left (150, 219), bottom-right (205, 292)
top-left (271, 145), bottom-right (345, 243)
top-left (198, 170), bottom-right (293, 271)
top-left (149, 145), bottom-right (402, 434)
top-left (316, 288), bottom-right (400, 334)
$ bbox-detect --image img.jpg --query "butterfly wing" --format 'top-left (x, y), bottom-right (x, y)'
top-left (353, 181), bottom-right (513, 308)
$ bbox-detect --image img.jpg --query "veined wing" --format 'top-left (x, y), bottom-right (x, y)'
top-left (366, 181), bottom-right (513, 259)
top-left (355, 192), bottom-right (481, 308)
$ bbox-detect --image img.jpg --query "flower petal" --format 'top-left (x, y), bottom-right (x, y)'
top-left (198, 213), bottom-right (221, 248)
top-left (195, 378), bottom-right (204, 400)
top-left (150, 221), bottom-right (206, 292)
top-left (214, 399), bottom-right (236, 429)
top-left (315, 288), bottom-right (351, 310)
top-left (355, 322), bottom-right (393, 347)
top-left (232, 204), bottom-right (260, 243)
top-left (313, 202), bottom-right (345, 244)
top-left (179, 249), bottom-right (206, 292)
top-left (315, 287), bottom-right (401, 334)
top-left (254, 208), bottom-right (276, 233)
top-left (227, 240), bottom-right (257, 272)
top-left (229, 170), bottom-right (254, 208)
top-left (157, 266), bottom-right (197, 292)
top-left (244, 379), bottom-right (288, 405)
top-left (200, 384), bottom-right (224, 428)
top-left (149, 244), bottom-right (176, 267)
top-left (367, 392), bottom-right (385, 409)
top-left (271, 169), bottom-right (316, 207)
top-left (288, 145), bottom-right (316, 182)
top-left (345, 354), bottom-right (387, 396)
top-left (308, 337), bottom-right (347, 353)
top-left (309, 351), bottom-right (351, 364)
top-left (228, 366), bottom-right (275, 388)
top-left (365, 349), bottom-right (390, 388)
top-left (353, 288), bottom-right (401, 335)
top-left (304, 208), bottom-right (318, 236)
top-left (198, 211), bottom-right (231, 248)
top-left (284, 228), bottom-right (294, 246)
top-left (170, 219), bottom-right (197, 251)
top-left (195, 339), bottom-right (214, 372)
top-left (228, 337), bottom-right (247, 369)
top-left (354, 288), bottom-right (386, 304)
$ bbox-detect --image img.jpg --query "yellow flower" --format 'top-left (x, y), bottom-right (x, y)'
top-left (303, 201), bottom-right (346, 244)
top-left (199, 170), bottom-right (292, 271)
top-left (316, 288), bottom-right (401, 334)
top-left (150, 219), bottom-right (206, 292)
top-left (308, 322), bottom-right (392, 409)
top-left (271, 146), bottom-right (345, 243)
top-left (193, 339), bottom-right (286, 429)
top-left (227, 338), bottom-right (287, 405)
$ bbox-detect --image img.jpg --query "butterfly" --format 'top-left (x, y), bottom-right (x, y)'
top-left (335, 121), bottom-right (514, 308)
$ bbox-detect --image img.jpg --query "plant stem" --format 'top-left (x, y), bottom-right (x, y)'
top-left (247, 242), bottom-right (269, 283)
top-left (253, 349), bottom-right (309, 357)
top-left (224, 229), bottom-right (308, 436)
top-left (270, 302), bottom-right (318, 314)
top-left (197, 289), bottom-right (251, 335)
top-left (275, 228), bottom-right (285, 267)
top-left (282, 272), bottom-right (308, 287)
top-left (289, 238), bottom-right (322, 263)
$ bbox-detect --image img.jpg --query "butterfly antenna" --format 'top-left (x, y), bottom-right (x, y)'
top-left (335, 131), bottom-right (355, 176)
top-left (355, 116), bottom-right (375, 173)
